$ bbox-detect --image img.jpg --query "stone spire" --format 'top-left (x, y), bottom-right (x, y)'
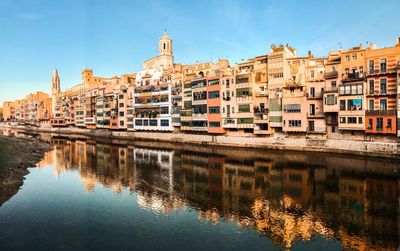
top-left (52, 68), bottom-right (60, 95)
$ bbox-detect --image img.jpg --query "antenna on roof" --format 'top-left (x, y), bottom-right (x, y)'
top-left (338, 42), bottom-right (342, 49)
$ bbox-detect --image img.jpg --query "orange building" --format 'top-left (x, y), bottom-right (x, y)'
top-left (365, 42), bottom-right (399, 135)
top-left (207, 77), bottom-right (224, 133)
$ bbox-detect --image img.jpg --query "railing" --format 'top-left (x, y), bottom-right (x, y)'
top-left (324, 71), bottom-right (338, 79)
top-left (306, 93), bottom-right (323, 99)
top-left (323, 87), bottom-right (338, 93)
top-left (255, 91), bottom-right (268, 97)
top-left (342, 72), bottom-right (365, 82)
top-left (253, 107), bottom-right (268, 113)
top-left (365, 109), bottom-right (396, 116)
top-left (366, 90), bottom-right (396, 96)
top-left (306, 127), bottom-right (326, 133)
top-left (326, 117), bottom-right (338, 125)
top-left (307, 112), bottom-right (325, 118)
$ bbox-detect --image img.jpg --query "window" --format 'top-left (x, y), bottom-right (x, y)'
top-left (193, 104), bottom-right (207, 114)
top-left (120, 121), bottom-right (124, 126)
top-left (310, 87), bottom-right (315, 97)
top-left (380, 99), bottom-right (387, 110)
top-left (339, 84), bottom-right (363, 95)
top-left (284, 104), bottom-right (301, 113)
top-left (369, 100), bottom-right (374, 110)
top-left (387, 119), bottom-right (392, 129)
top-left (119, 112), bottom-right (124, 117)
top-left (208, 79), bottom-right (219, 86)
top-left (347, 99), bottom-right (362, 111)
top-left (369, 60), bottom-right (374, 74)
top-left (326, 94), bottom-right (337, 105)
top-left (340, 117), bottom-right (346, 123)
top-left (369, 80), bottom-right (374, 94)
top-left (238, 104), bottom-right (250, 112)
top-left (380, 58), bottom-right (387, 73)
top-left (376, 118), bottom-right (383, 131)
top-left (135, 119), bottom-right (143, 126)
top-left (331, 81), bottom-right (337, 88)
top-left (340, 100), bottom-right (346, 111)
top-left (380, 78), bottom-right (387, 94)
top-left (226, 79), bottom-right (230, 88)
top-left (347, 117), bottom-right (357, 124)
top-left (209, 121), bottom-right (220, 127)
top-left (193, 91), bottom-right (207, 100)
top-left (236, 77), bottom-right (249, 84)
top-left (288, 120), bottom-right (301, 127)
top-left (236, 88), bottom-right (251, 97)
top-left (358, 117), bottom-right (363, 124)
top-left (345, 56), bottom-right (350, 62)
top-left (368, 119), bottom-right (373, 129)
top-left (161, 107), bottom-right (169, 114)
top-left (149, 119), bottom-right (157, 126)
top-left (209, 106), bottom-right (220, 114)
top-left (310, 70), bottom-right (314, 78)
top-left (161, 119), bottom-right (169, 127)
top-left (208, 91), bottom-right (220, 99)
top-left (352, 54), bottom-right (357, 61)
top-left (237, 118), bottom-right (253, 124)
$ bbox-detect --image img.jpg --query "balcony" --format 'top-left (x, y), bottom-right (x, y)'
top-left (324, 71), bottom-right (338, 79)
top-left (342, 72), bottom-right (365, 83)
top-left (255, 91), bottom-right (268, 97)
top-left (366, 90), bottom-right (397, 96)
top-left (307, 112), bottom-right (325, 118)
top-left (306, 93), bottom-right (323, 99)
top-left (323, 87), bottom-right (338, 93)
top-left (326, 117), bottom-right (338, 125)
top-left (365, 109), bottom-right (396, 116)
top-left (253, 107), bottom-right (268, 114)
top-left (306, 127), bottom-right (326, 133)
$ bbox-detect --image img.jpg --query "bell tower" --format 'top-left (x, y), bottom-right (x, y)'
top-left (52, 68), bottom-right (60, 96)
top-left (159, 30), bottom-right (172, 56)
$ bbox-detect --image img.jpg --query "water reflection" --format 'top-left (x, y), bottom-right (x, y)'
top-left (33, 137), bottom-right (400, 250)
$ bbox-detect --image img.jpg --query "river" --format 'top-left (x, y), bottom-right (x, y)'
top-left (0, 130), bottom-right (399, 250)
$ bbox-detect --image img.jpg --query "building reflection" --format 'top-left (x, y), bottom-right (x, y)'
top-left (39, 138), bottom-right (400, 250)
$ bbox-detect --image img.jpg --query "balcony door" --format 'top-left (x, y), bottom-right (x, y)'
top-left (310, 104), bottom-right (315, 116)
top-left (379, 99), bottom-right (387, 110)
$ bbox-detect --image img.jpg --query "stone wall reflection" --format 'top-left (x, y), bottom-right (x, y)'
top-left (39, 138), bottom-right (400, 250)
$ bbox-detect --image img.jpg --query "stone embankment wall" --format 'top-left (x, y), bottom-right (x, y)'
top-left (1, 124), bottom-right (399, 159)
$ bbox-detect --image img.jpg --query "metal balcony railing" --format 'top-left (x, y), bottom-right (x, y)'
top-left (324, 71), bottom-right (338, 79)
top-left (365, 109), bottom-right (396, 116)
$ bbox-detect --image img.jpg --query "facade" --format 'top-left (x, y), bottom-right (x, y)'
top-left (365, 44), bottom-right (399, 136)
top-left (323, 50), bottom-right (341, 137)
top-left (338, 45), bottom-right (368, 136)
top-left (2, 34), bottom-right (400, 143)
top-left (282, 57), bottom-right (307, 133)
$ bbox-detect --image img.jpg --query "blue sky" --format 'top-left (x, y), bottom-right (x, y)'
top-left (0, 0), bottom-right (399, 105)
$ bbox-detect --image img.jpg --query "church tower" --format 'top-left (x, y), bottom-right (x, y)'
top-left (159, 30), bottom-right (172, 56)
top-left (51, 69), bottom-right (60, 117)
top-left (143, 31), bottom-right (174, 70)
top-left (52, 69), bottom-right (60, 96)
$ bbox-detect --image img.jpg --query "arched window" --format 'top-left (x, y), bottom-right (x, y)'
top-left (164, 43), bottom-right (166, 50)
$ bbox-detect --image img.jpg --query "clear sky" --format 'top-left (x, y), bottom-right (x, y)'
top-left (0, 0), bottom-right (399, 105)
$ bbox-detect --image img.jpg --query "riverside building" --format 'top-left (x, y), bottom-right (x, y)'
top-left (2, 34), bottom-right (400, 143)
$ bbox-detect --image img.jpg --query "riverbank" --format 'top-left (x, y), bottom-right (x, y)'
top-left (0, 135), bottom-right (51, 206)
top-left (1, 123), bottom-right (400, 159)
